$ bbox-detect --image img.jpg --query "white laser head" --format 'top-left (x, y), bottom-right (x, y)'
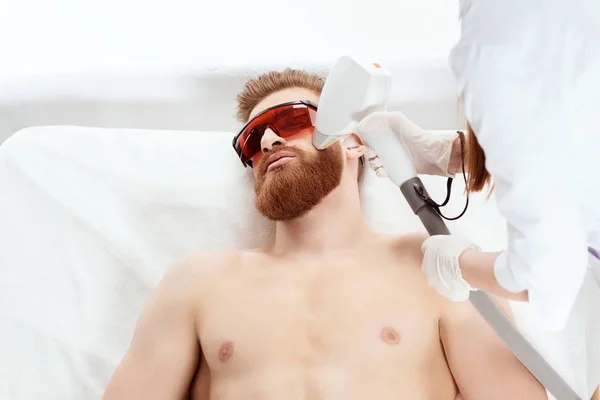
top-left (313, 56), bottom-right (392, 150)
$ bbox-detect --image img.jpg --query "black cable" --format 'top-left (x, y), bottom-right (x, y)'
top-left (417, 131), bottom-right (470, 221)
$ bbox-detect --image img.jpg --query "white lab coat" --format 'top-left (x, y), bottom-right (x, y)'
top-left (449, 0), bottom-right (600, 331)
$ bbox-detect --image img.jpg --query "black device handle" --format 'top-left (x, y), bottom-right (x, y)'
top-left (400, 177), bottom-right (450, 236)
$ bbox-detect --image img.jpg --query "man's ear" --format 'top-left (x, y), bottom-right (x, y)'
top-left (342, 134), bottom-right (366, 160)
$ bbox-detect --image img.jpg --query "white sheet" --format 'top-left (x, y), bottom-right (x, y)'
top-left (0, 126), bottom-right (598, 399)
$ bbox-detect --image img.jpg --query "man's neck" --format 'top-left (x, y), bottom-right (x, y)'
top-left (271, 178), bottom-right (373, 256)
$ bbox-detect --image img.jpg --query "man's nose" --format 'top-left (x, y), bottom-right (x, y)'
top-left (260, 128), bottom-right (287, 153)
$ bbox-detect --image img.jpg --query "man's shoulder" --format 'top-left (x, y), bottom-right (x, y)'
top-left (177, 249), bottom-right (243, 266)
top-left (384, 231), bottom-right (429, 259)
top-left (166, 248), bottom-right (268, 280)
top-left (441, 292), bottom-right (514, 326)
top-left (388, 231), bottom-right (429, 246)
top-left (169, 249), bottom-right (243, 275)
top-left (156, 249), bottom-right (252, 300)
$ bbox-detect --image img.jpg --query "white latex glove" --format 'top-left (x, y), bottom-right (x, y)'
top-left (364, 147), bottom-right (389, 178)
top-left (358, 111), bottom-right (459, 178)
top-left (421, 235), bottom-right (482, 302)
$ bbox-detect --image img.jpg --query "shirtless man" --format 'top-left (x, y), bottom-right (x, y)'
top-left (103, 69), bottom-right (547, 399)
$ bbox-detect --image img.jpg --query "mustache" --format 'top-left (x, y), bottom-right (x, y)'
top-left (258, 146), bottom-right (305, 173)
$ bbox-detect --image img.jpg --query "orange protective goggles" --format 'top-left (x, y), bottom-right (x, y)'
top-left (232, 100), bottom-right (317, 167)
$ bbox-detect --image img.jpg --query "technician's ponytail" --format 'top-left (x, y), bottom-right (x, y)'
top-left (465, 122), bottom-right (493, 195)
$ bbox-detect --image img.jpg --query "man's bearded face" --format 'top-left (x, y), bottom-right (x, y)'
top-left (254, 143), bottom-right (343, 221)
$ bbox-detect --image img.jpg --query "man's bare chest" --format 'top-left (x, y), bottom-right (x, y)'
top-left (196, 262), bottom-right (444, 372)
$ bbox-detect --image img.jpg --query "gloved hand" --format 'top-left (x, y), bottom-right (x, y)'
top-left (358, 111), bottom-right (459, 178)
top-left (421, 235), bottom-right (482, 302)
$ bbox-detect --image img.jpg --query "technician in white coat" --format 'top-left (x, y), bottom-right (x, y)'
top-left (360, 0), bottom-right (600, 332)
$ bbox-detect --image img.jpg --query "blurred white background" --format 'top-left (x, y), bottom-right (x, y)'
top-left (0, 0), bottom-right (461, 142)
top-left (0, 0), bottom-right (458, 74)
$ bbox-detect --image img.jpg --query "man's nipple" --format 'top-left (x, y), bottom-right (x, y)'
top-left (218, 340), bottom-right (235, 362)
top-left (380, 327), bottom-right (400, 345)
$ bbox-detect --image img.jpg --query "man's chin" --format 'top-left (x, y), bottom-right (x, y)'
top-left (258, 164), bottom-right (297, 185)
top-left (256, 199), bottom-right (316, 222)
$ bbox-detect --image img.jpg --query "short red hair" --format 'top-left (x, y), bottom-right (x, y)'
top-left (235, 69), bottom-right (325, 123)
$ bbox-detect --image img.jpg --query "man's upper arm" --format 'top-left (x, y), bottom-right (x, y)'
top-left (103, 259), bottom-right (203, 400)
top-left (440, 296), bottom-right (548, 400)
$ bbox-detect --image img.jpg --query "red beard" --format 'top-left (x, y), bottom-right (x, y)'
top-left (254, 144), bottom-right (344, 221)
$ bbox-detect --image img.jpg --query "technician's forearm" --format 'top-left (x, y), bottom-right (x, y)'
top-left (459, 250), bottom-right (529, 302)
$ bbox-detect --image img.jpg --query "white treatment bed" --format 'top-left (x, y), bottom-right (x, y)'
top-left (0, 59), bottom-right (598, 399)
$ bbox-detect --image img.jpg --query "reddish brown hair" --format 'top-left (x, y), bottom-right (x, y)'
top-left (465, 122), bottom-right (493, 194)
top-left (235, 69), bottom-right (325, 123)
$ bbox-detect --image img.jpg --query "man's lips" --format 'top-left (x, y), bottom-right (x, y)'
top-left (264, 151), bottom-right (297, 172)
